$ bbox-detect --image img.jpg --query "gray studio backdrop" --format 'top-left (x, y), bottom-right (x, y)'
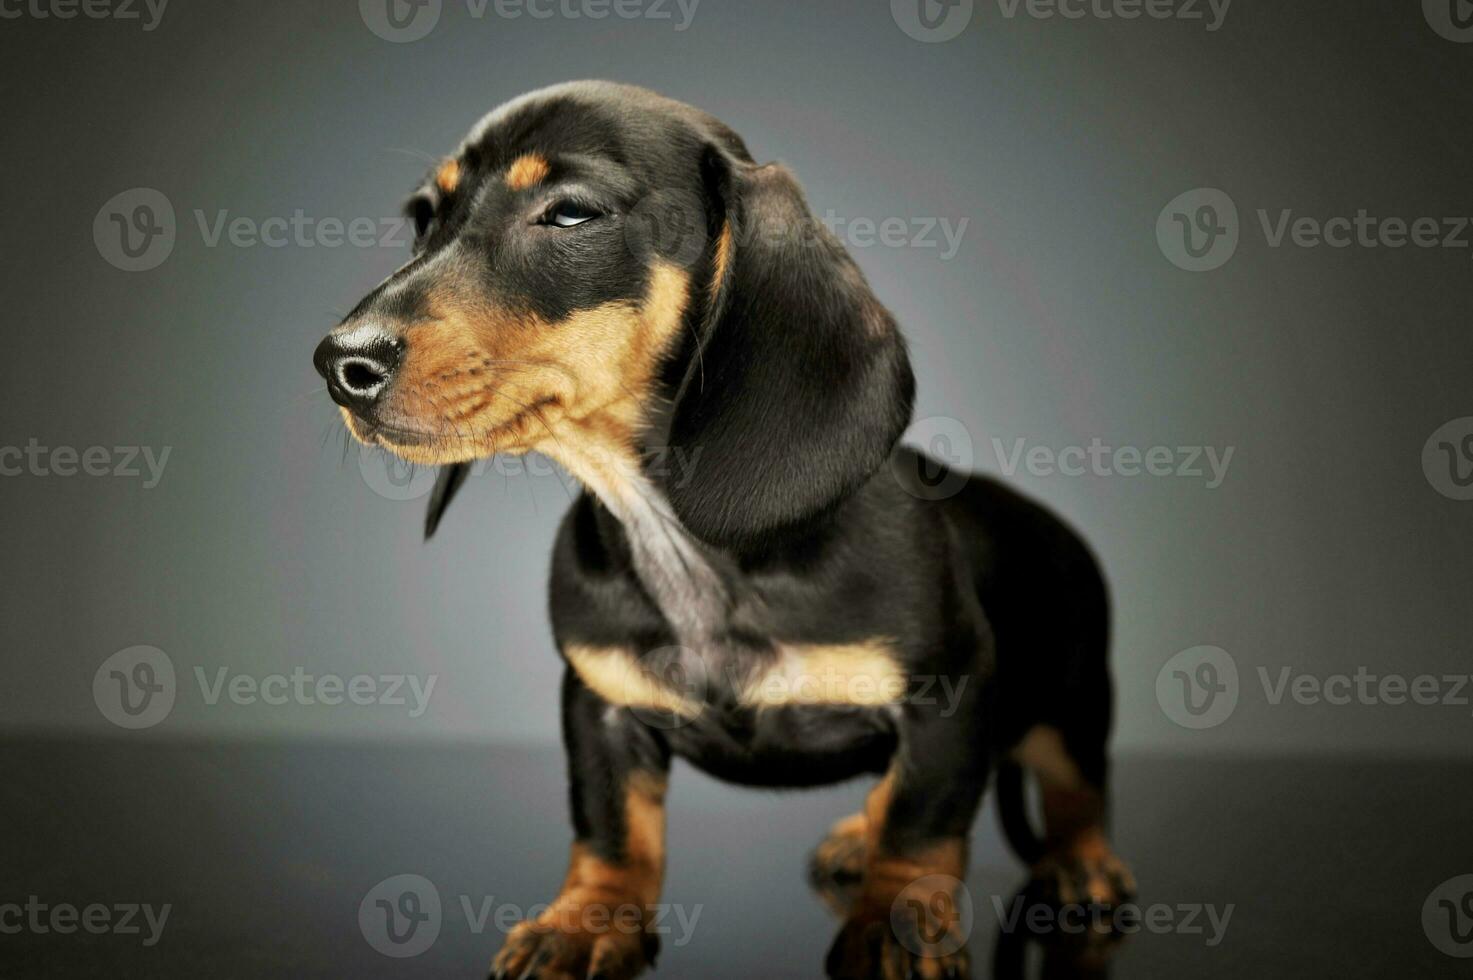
top-left (1, 0), bottom-right (1469, 757)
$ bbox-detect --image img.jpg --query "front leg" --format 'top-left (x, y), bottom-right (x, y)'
top-left (492, 670), bottom-right (669, 980)
top-left (826, 679), bottom-right (990, 980)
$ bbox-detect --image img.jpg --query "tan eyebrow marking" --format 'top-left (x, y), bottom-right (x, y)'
top-left (435, 158), bottom-right (461, 194)
top-left (709, 221), bottom-right (734, 305)
top-left (505, 153), bottom-right (551, 191)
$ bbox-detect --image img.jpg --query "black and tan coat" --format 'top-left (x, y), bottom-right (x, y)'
top-left (314, 81), bottom-right (1132, 980)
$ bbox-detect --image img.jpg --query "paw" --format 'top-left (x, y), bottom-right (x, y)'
top-left (992, 891), bottom-right (1127, 968)
top-left (490, 915), bottom-right (658, 980)
top-left (825, 914), bottom-right (971, 979)
top-left (809, 815), bottom-right (870, 918)
top-left (825, 878), bottom-right (972, 980)
top-left (810, 814), bottom-right (868, 886)
top-left (1029, 830), bottom-right (1136, 909)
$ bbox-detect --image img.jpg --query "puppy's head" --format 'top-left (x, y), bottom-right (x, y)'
top-left (315, 81), bottom-right (914, 551)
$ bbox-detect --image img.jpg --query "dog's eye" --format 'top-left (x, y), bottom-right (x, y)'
top-left (543, 201), bottom-right (601, 228)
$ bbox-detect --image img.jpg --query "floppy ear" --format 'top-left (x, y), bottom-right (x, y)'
top-left (664, 149), bottom-right (915, 552)
top-left (424, 463), bottom-right (470, 540)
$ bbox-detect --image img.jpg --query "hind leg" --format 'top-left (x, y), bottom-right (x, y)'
top-left (1012, 725), bottom-right (1135, 907)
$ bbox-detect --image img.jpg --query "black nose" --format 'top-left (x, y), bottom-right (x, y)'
top-left (313, 326), bottom-right (402, 416)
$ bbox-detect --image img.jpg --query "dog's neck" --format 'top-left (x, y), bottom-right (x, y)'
top-left (538, 422), bottom-right (733, 645)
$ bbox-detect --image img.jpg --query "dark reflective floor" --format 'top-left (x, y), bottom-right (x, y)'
top-left (2, 740), bottom-right (1465, 978)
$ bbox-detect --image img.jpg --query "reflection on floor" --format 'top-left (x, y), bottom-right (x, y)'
top-left (2, 739), bottom-right (1465, 978)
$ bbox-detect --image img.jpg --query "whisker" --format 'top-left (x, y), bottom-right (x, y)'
top-left (425, 388), bottom-right (472, 448)
top-left (524, 459), bottom-right (540, 517)
top-left (484, 388), bottom-right (567, 455)
top-left (295, 386), bottom-right (329, 406)
top-left (487, 361), bottom-right (660, 451)
top-left (387, 146), bottom-right (441, 167)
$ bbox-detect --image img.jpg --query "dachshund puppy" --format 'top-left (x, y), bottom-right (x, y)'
top-left (313, 81), bottom-right (1132, 979)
